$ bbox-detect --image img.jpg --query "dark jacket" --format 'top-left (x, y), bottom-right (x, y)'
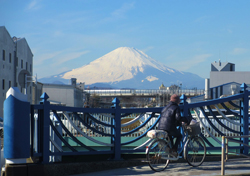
top-left (158, 101), bottom-right (188, 132)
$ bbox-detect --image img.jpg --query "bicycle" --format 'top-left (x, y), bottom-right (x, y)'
top-left (146, 122), bottom-right (206, 172)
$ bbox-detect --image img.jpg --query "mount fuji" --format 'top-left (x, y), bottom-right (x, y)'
top-left (39, 47), bottom-right (204, 89)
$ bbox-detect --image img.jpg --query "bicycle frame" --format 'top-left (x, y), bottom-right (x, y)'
top-left (148, 127), bottom-right (197, 161)
top-left (146, 126), bottom-right (206, 171)
top-left (179, 128), bottom-right (190, 155)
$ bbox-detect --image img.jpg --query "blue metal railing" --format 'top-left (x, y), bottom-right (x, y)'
top-left (4, 84), bottom-right (249, 163)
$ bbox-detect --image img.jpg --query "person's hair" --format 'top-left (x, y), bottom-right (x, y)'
top-left (170, 94), bottom-right (180, 103)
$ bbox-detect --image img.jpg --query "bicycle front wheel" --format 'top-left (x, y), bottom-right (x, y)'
top-left (184, 136), bottom-right (206, 167)
top-left (146, 139), bottom-right (170, 172)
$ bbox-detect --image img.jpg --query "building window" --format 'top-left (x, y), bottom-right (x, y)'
top-left (21, 60), bottom-right (23, 68)
top-left (26, 62), bottom-right (28, 70)
top-left (230, 64), bottom-right (234, 71)
top-left (2, 50), bottom-right (5, 61)
top-left (2, 79), bottom-right (5, 90)
top-left (9, 81), bottom-right (11, 88)
top-left (30, 64), bottom-right (32, 72)
top-left (9, 53), bottom-right (11, 63)
top-left (16, 57), bottom-right (18, 66)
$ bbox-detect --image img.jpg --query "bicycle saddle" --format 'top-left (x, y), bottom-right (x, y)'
top-left (147, 130), bottom-right (168, 139)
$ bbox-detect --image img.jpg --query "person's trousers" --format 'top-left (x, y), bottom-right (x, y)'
top-left (167, 128), bottom-right (182, 151)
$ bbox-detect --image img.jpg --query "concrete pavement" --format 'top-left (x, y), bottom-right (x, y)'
top-left (69, 159), bottom-right (250, 176)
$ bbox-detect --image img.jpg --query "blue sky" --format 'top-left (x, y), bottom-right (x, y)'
top-left (1, 0), bottom-right (250, 80)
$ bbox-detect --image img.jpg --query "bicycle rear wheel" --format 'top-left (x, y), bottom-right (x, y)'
top-left (184, 136), bottom-right (206, 167)
top-left (146, 139), bottom-right (170, 172)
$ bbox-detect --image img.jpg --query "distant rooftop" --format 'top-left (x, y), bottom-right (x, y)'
top-left (211, 60), bottom-right (235, 72)
top-left (12, 36), bottom-right (23, 42)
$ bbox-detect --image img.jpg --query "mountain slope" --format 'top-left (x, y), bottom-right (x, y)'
top-left (62, 47), bottom-right (182, 84)
top-left (39, 47), bottom-right (204, 89)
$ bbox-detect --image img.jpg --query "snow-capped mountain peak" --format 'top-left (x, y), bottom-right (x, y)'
top-left (62, 47), bottom-right (180, 84)
top-left (39, 47), bottom-right (204, 89)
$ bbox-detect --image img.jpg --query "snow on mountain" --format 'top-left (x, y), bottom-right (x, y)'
top-left (39, 47), bottom-right (205, 89)
top-left (62, 47), bottom-right (181, 84)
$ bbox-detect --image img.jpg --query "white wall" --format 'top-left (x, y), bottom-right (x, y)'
top-left (210, 71), bottom-right (250, 88)
top-left (43, 84), bottom-right (83, 107)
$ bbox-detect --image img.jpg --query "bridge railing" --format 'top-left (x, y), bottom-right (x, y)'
top-left (186, 83), bottom-right (249, 156)
top-left (4, 84), bottom-right (249, 164)
top-left (30, 96), bottom-right (163, 163)
top-left (85, 89), bottom-right (205, 96)
top-left (221, 135), bottom-right (250, 175)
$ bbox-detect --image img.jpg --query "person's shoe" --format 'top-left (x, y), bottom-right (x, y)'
top-left (165, 146), bottom-right (170, 153)
top-left (171, 151), bottom-right (178, 158)
top-left (169, 148), bottom-right (178, 158)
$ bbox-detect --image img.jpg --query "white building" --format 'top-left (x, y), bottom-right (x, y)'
top-left (206, 60), bottom-right (250, 99)
top-left (41, 78), bottom-right (85, 107)
top-left (0, 26), bottom-right (33, 117)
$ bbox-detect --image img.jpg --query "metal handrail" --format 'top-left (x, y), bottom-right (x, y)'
top-left (221, 135), bottom-right (250, 175)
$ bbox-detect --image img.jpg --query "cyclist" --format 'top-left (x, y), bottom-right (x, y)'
top-left (158, 94), bottom-right (190, 157)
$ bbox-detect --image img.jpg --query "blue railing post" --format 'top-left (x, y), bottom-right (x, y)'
top-left (40, 93), bottom-right (50, 163)
top-left (180, 94), bottom-right (188, 150)
top-left (4, 87), bottom-right (30, 164)
top-left (180, 94), bottom-right (188, 117)
top-left (240, 83), bottom-right (249, 155)
top-left (112, 98), bottom-right (122, 160)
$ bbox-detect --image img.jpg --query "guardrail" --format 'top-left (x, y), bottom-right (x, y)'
top-left (3, 83), bottom-right (250, 164)
top-left (85, 89), bottom-right (205, 96)
top-left (221, 135), bottom-right (250, 175)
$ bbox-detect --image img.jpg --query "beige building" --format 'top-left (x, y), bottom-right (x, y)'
top-left (0, 26), bottom-right (33, 117)
top-left (1, 26), bottom-right (86, 116)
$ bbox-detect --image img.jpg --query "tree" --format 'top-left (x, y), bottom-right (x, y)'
top-left (169, 84), bottom-right (180, 90)
top-left (89, 94), bottom-right (100, 107)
